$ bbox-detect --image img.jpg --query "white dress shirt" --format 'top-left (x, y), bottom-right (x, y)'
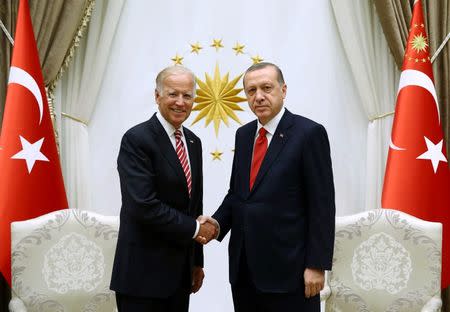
top-left (254, 107), bottom-right (285, 147)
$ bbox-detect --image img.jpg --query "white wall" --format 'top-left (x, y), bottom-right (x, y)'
top-left (88, 0), bottom-right (367, 310)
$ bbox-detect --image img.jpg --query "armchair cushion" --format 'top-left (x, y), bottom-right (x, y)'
top-left (10, 209), bottom-right (119, 312)
top-left (324, 209), bottom-right (442, 312)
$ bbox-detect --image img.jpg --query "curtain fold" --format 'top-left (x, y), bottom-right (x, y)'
top-left (57, 0), bottom-right (125, 209)
top-left (426, 1), bottom-right (450, 162)
top-left (331, 0), bottom-right (399, 212)
top-left (0, 1), bottom-right (17, 128)
top-left (0, 0), bottom-right (89, 127)
top-left (373, 0), bottom-right (413, 69)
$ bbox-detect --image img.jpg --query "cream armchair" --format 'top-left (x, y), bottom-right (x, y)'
top-left (9, 209), bottom-right (119, 312)
top-left (321, 208), bottom-right (442, 312)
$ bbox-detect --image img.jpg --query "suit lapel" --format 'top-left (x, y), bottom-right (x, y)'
top-left (250, 110), bottom-right (294, 194)
top-left (241, 121), bottom-right (257, 197)
top-left (150, 115), bottom-right (187, 189)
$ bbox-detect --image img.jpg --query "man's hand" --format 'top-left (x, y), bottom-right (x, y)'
top-left (194, 218), bottom-right (218, 244)
top-left (198, 215), bottom-right (220, 235)
top-left (196, 215), bottom-right (220, 244)
top-left (304, 268), bottom-right (325, 298)
top-left (191, 266), bottom-right (204, 293)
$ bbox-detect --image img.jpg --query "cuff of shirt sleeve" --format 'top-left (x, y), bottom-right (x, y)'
top-left (214, 221), bottom-right (220, 239)
top-left (192, 220), bottom-right (200, 239)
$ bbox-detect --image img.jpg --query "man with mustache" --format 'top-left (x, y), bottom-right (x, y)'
top-left (202, 62), bottom-right (335, 311)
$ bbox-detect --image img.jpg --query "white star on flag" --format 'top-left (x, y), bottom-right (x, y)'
top-left (416, 136), bottom-right (447, 173)
top-left (11, 136), bottom-right (49, 173)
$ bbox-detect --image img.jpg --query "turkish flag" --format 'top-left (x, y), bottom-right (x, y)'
top-left (0, 0), bottom-right (68, 286)
top-left (382, 0), bottom-right (450, 289)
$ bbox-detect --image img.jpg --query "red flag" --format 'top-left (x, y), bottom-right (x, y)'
top-left (0, 0), bottom-right (68, 286)
top-left (382, 0), bottom-right (450, 289)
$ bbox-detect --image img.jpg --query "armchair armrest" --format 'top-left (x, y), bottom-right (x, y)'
top-left (9, 297), bottom-right (27, 312)
top-left (320, 284), bottom-right (331, 302)
top-left (421, 294), bottom-right (442, 312)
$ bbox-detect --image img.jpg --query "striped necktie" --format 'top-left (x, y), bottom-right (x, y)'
top-left (175, 129), bottom-right (192, 196)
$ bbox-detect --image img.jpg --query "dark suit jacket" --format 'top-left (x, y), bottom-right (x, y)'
top-left (213, 109), bottom-right (335, 293)
top-left (110, 114), bottom-right (203, 298)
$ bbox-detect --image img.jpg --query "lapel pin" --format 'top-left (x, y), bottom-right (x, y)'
top-left (280, 133), bottom-right (284, 138)
top-left (189, 139), bottom-right (194, 143)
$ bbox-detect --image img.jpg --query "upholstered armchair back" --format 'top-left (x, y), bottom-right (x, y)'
top-left (9, 209), bottom-right (119, 312)
top-left (322, 208), bottom-right (442, 312)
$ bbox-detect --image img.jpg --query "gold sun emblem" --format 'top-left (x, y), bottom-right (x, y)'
top-left (191, 63), bottom-right (247, 136)
top-left (411, 33), bottom-right (428, 54)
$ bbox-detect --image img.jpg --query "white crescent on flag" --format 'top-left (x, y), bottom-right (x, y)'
top-left (397, 69), bottom-right (440, 122)
top-left (8, 66), bottom-right (44, 125)
top-left (389, 69), bottom-right (440, 151)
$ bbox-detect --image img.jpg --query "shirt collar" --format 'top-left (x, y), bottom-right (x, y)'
top-left (256, 107), bottom-right (285, 136)
top-left (156, 112), bottom-right (181, 137)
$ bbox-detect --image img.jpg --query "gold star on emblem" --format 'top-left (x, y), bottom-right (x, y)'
top-left (191, 63), bottom-right (246, 136)
top-left (232, 43), bottom-right (245, 55)
top-left (211, 39), bottom-right (224, 51)
top-left (411, 33), bottom-right (428, 53)
top-left (251, 55), bottom-right (263, 64)
top-left (171, 54), bottom-right (183, 65)
top-left (211, 149), bottom-right (223, 160)
top-left (190, 42), bottom-right (203, 54)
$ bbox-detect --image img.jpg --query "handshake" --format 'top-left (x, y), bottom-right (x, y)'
top-left (194, 215), bottom-right (219, 245)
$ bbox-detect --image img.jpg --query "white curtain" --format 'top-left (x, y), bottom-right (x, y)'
top-left (57, 0), bottom-right (125, 209)
top-left (331, 0), bottom-right (400, 211)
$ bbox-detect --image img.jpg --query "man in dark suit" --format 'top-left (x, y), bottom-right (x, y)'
top-left (202, 62), bottom-right (335, 311)
top-left (110, 66), bottom-right (217, 312)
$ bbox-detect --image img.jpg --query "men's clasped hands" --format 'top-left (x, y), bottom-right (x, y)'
top-left (194, 215), bottom-right (219, 244)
